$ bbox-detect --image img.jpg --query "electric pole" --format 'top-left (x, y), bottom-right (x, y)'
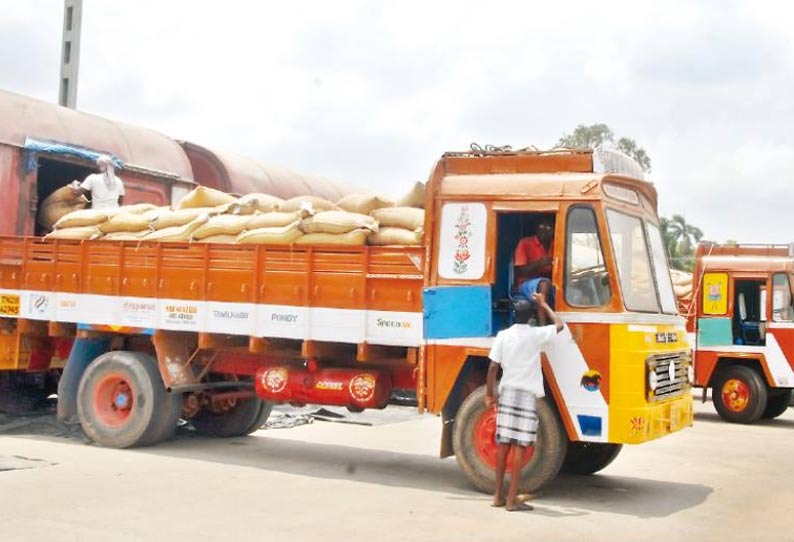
top-left (58, 0), bottom-right (82, 108)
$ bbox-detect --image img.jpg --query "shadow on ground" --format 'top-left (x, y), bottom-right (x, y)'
top-left (1, 409), bottom-right (712, 519)
top-left (694, 410), bottom-right (794, 428)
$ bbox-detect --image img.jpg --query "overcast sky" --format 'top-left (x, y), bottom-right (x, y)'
top-left (1, 0), bottom-right (793, 243)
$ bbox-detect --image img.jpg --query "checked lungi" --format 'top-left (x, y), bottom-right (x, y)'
top-left (496, 387), bottom-right (538, 447)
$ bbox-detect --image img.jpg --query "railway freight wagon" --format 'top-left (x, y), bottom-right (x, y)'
top-left (0, 89), bottom-right (360, 401)
top-left (0, 147), bottom-right (693, 492)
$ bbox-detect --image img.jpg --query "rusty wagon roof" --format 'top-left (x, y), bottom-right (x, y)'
top-left (180, 141), bottom-right (363, 200)
top-left (0, 89), bottom-right (193, 179)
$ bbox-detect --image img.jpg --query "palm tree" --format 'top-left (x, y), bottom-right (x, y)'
top-left (666, 214), bottom-right (703, 270)
top-left (659, 217), bottom-right (679, 262)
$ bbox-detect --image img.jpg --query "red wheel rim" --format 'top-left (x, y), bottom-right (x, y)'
top-left (721, 378), bottom-right (750, 413)
top-left (92, 373), bottom-right (135, 427)
top-left (473, 406), bottom-right (534, 472)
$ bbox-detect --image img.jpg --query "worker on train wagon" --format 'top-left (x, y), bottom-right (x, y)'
top-left (71, 155), bottom-right (125, 209)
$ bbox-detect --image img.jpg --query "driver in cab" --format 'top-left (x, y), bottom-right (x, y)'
top-left (513, 218), bottom-right (555, 324)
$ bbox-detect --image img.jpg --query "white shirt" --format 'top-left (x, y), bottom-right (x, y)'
top-left (81, 173), bottom-right (125, 210)
top-left (488, 324), bottom-right (557, 396)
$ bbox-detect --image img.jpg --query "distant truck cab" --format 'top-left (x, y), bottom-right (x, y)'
top-left (686, 242), bottom-right (794, 423)
top-left (0, 146), bottom-right (693, 493)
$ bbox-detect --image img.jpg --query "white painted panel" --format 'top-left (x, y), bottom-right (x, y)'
top-left (55, 292), bottom-right (81, 322)
top-left (157, 298), bottom-right (205, 332)
top-left (256, 304), bottom-right (309, 340)
top-left (119, 297), bottom-right (158, 328)
top-left (438, 202), bottom-right (487, 280)
top-left (206, 302), bottom-right (256, 336)
top-left (78, 295), bottom-right (120, 326)
top-left (366, 310), bottom-right (424, 346)
top-left (543, 325), bottom-right (609, 442)
top-left (21, 291), bottom-right (56, 321)
top-left (310, 307), bottom-right (365, 343)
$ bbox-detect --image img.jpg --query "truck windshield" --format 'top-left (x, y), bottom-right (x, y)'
top-left (606, 209), bottom-right (661, 313)
top-left (646, 222), bottom-right (678, 314)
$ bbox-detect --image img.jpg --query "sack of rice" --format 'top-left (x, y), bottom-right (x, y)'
top-left (118, 203), bottom-right (159, 215)
top-left (670, 269), bottom-right (693, 287)
top-left (38, 186), bottom-right (89, 230)
top-left (196, 234), bottom-right (239, 244)
top-left (53, 208), bottom-right (113, 229)
top-left (191, 214), bottom-right (251, 240)
top-left (300, 211), bottom-right (378, 234)
top-left (142, 215), bottom-right (209, 242)
top-left (367, 227), bottom-right (423, 246)
top-left (246, 211), bottom-right (306, 230)
top-left (175, 186), bottom-right (237, 210)
top-left (395, 181), bottom-right (425, 208)
top-left (151, 207), bottom-right (215, 230)
top-left (336, 194), bottom-right (393, 215)
top-left (370, 207), bottom-right (425, 231)
top-left (296, 229), bottom-right (370, 246)
top-left (99, 212), bottom-right (155, 234)
top-left (102, 230), bottom-right (152, 241)
top-left (280, 195), bottom-right (339, 214)
top-left (236, 222), bottom-right (303, 245)
top-left (44, 226), bottom-right (102, 240)
top-left (237, 193), bottom-right (285, 213)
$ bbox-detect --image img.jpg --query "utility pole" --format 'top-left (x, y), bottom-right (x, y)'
top-left (58, 0), bottom-right (82, 108)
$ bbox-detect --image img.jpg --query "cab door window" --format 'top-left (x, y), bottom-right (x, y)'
top-left (565, 207), bottom-right (611, 307)
top-left (772, 273), bottom-right (794, 321)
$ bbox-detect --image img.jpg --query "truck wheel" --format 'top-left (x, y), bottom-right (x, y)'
top-left (561, 442), bottom-right (622, 475)
top-left (712, 365), bottom-right (767, 424)
top-left (77, 351), bottom-right (181, 448)
top-left (191, 397), bottom-right (272, 438)
top-left (762, 389), bottom-right (793, 419)
top-left (452, 385), bottom-right (566, 494)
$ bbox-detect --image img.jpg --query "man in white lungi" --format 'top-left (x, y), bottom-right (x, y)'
top-left (71, 155), bottom-right (125, 209)
top-left (485, 291), bottom-right (563, 511)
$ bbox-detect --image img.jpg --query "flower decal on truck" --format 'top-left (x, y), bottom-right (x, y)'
top-left (452, 205), bottom-right (472, 275)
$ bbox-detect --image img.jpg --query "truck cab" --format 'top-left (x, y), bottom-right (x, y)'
top-left (688, 242), bottom-right (794, 423)
top-left (423, 147), bottom-right (693, 490)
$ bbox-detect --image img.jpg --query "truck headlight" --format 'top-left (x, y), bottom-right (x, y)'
top-left (687, 364), bottom-right (694, 384)
top-left (648, 371), bottom-right (659, 392)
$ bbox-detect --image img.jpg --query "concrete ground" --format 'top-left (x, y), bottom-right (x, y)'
top-left (0, 400), bottom-right (792, 542)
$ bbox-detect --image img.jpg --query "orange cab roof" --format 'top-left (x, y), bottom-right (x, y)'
top-left (697, 242), bottom-right (794, 274)
top-left (432, 149), bottom-right (658, 209)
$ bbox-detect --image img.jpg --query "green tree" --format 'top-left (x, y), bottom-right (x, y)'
top-left (557, 123), bottom-right (652, 172)
top-left (664, 214), bottom-right (704, 271)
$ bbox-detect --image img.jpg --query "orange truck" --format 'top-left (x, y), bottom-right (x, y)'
top-left (686, 242), bottom-right (794, 423)
top-left (0, 147), bottom-right (692, 492)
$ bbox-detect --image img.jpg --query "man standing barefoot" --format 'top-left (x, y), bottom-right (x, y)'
top-left (485, 292), bottom-right (564, 511)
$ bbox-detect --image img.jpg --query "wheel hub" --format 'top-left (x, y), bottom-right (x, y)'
top-left (93, 374), bottom-right (135, 427)
top-left (722, 378), bottom-right (750, 412)
top-left (472, 406), bottom-right (534, 472)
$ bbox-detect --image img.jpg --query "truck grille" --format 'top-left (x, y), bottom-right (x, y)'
top-left (647, 351), bottom-right (690, 402)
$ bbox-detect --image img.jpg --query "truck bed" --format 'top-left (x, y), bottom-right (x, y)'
top-left (0, 237), bottom-right (425, 348)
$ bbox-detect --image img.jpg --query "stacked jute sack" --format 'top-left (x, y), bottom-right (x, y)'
top-left (670, 269), bottom-right (693, 303)
top-left (45, 181), bottom-right (427, 247)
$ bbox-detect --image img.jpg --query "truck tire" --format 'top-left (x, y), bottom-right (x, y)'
top-left (452, 385), bottom-right (566, 494)
top-left (77, 351), bottom-right (181, 448)
top-left (762, 389), bottom-right (793, 419)
top-left (561, 442), bottom-right (622, 475)
top-left (712, 365), bottom-right (767, 424)
top-left (191, 397), bottom-right (272, 438)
